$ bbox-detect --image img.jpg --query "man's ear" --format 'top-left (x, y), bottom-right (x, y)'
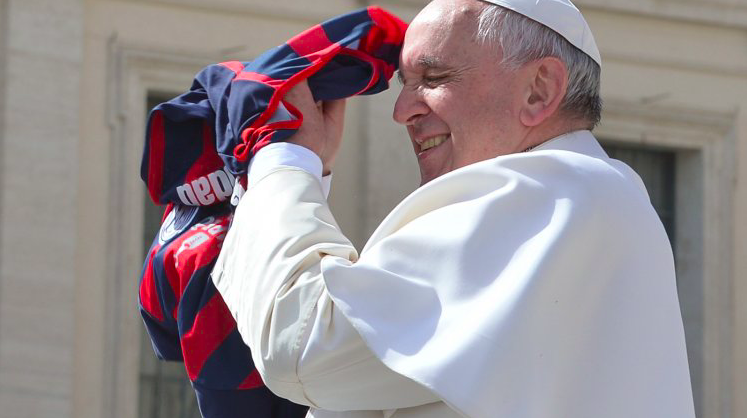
top-left (519, 57), bottom-right (568, 127)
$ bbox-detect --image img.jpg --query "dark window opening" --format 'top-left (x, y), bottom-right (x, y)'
top-left (602, 143), bottom-right (677, 249)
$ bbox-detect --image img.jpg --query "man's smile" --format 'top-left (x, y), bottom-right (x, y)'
top-left (418, 134), bottom-right (450, 153)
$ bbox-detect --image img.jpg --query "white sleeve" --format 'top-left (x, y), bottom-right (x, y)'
top-left (247, 142), bottom-right (333, 198)
top-left (212, 167), bottom-right (438, 411)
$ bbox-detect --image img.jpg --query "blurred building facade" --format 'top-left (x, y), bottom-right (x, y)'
top-left (0, 0), bottom-right (746, 417)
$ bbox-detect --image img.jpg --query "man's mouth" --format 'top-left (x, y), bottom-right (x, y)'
top-left (419, 134), bottom-right (450, 152)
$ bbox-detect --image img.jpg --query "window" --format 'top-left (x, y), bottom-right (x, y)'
top-left (602, 143), bottom-right (677, 247)
top-left (601, 142), bottom-right (706, 414)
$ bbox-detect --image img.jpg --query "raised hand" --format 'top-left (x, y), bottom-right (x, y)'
top-left (283, 80), bottom-right (347, 175)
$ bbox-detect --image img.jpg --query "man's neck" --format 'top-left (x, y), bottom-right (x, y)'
top-left (515, 118), bottom-right (591, 154)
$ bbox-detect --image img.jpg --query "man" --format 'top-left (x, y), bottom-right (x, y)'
top-left (212, 0), bottom-right (696, 417)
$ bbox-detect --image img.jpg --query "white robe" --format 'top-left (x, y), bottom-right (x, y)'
top-left (212, 130), bottom-right (695, 418)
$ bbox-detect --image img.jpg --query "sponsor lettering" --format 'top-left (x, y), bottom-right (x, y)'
top-left (174, 217), bottom-right (228, 267)
top-left (176, 167), bottom-right (236, 206)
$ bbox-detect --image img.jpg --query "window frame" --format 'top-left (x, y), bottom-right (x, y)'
top-left (596, 99), bottom-right (737, 418)
top-left (102, 43), bottom-right (218, 418)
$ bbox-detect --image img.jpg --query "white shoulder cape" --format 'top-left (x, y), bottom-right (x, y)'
top-left (320, 131), bottom-right (695, 417)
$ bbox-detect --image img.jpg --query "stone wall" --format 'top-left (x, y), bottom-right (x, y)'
top-left (0, 0), bottom-right (83, 416)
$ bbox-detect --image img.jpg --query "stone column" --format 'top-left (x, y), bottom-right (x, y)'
top-left (0, 0), bottom-right (83, 416)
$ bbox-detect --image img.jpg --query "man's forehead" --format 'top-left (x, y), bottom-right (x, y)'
top-left (399, 50), bottom-right (460, 77)
top-left (407, 0), bottom-right (482, 40)
top-left (413, 0), bottom-right (483, 25)
top-left (400, 0), bottom-right (484, 71)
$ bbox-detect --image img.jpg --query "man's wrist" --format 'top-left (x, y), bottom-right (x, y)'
top-left (247, 142), bottom-right (333, 198)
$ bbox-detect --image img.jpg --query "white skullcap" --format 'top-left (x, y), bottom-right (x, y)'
top-left (478, 0), bottom-right (601, 66)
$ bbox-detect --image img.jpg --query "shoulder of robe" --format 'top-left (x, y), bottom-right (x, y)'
top-left (364, 149), bottom-right (658, 250)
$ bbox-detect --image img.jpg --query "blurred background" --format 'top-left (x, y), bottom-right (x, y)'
top-left (0, 0), bottom-right (746, 417)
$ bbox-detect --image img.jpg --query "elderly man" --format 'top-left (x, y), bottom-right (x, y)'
top-left (212, 0), bottom-right (696, 417)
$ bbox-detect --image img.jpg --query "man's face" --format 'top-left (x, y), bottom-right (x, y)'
top-left (393, 0), bottom-right (527, 185)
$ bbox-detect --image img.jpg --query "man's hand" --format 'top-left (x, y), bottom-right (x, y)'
top-left (284, 80), bottom-right (346, 175)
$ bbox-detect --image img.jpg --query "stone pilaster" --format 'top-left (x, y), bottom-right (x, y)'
top-left (0, 0), bottom-right (83, 416)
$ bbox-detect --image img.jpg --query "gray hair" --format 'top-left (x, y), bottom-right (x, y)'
top-left (475, 5), bottom-right (602, 128)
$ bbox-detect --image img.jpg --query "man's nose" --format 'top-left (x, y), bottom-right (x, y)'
top-left (392, 87), bottom-right (428, 126)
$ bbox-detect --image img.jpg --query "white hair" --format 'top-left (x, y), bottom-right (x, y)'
top-left (475, 5), bottom-right (602, 128)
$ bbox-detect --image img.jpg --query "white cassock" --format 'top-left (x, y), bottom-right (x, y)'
top-left (211, 130), bottom-right (696, 418)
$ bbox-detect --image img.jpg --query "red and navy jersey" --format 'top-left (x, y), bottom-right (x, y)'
top-left (139, 203), bottom-right (308, 417)
top-left (138, 7), bottom-right (406, 417)
top-left (141, 6), bottom-right (407, 207)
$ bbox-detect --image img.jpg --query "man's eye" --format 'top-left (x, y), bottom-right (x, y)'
top-left (423, 75), bottom-right (448, 86)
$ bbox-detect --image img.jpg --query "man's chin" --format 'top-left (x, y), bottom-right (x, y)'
top-left (418, 169), bottom-right (440, 186)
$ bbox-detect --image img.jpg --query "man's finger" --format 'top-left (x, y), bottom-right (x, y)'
top-left (324, 99), bottom-right (346, 111)
top-left (323, 99), bottom-right (346, 118)
top-left (284, 80), bottom-right (316, 111)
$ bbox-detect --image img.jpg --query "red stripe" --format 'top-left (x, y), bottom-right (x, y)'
top-left (219, 61), bottom-right (244, 76)
top-left (287, 24), bottom-right (334, 58)
top-left (166, 215), bottom-right (230, 319)
top-left (163, 250), bottom-right (182, 320)
top-left (238, 369), bottom-right (265, 389)
top-left (233, 71), bottom-right (284, 88)
top-left (139, 247), bottom-right (164, 321)
top-left (147, 111), bottom-right (166, 204)
top-left (289, 46), bottom-right (340, 66)
top-left (367, 7), bottom-right (408, 46)
top-left (358, 23), bottom-right (384, 56)
top-left (171, 218), bottom-right (229, 292)
top-left (180, 293), bottom-right (237, 380)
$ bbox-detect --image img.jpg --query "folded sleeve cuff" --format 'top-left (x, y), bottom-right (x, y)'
top-left (247, 142), bottom-right (333, 198)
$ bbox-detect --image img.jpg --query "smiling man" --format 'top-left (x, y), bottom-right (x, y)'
top-left (211, 0), bottom-right (696, 417)
top-left (392, 0), bottom-right (599, 185)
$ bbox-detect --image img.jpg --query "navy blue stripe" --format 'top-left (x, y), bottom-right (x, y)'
top-left (249, 44), bottom-right (313, 81)
top-left (321, 8), bottom-right (371, 44)
top-left (195, 329), bottom-right (255, 388)
top-left (192, 382), bottom-right (308, 418)
top-left (177, 261), bottom-right (218, 334)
